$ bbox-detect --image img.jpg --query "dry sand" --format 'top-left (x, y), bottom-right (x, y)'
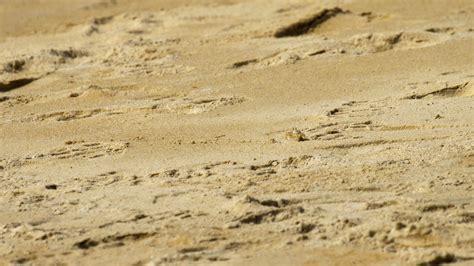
top-left (1, 0), bottom-right (473, 265)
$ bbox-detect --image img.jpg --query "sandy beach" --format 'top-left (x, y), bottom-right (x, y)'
top-left (1, 0), bottom-right (473, 265)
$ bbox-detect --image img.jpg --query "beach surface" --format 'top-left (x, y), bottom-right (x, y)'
top-left (1, 0), bottom-right (473, 265)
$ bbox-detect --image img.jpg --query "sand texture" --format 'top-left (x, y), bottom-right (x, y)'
top-left (1, 0), bottom-right (473, 265)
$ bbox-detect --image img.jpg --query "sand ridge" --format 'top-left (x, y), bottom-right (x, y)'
top-left (1, 0), bottom-right (473, 265)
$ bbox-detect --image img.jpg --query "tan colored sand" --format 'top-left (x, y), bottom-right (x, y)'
top-left (1, 0), bottom-right (473, 265)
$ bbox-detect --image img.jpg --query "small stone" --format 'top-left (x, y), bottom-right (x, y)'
top-left (68, 199), bottom-right (79, 205)
top-left (296, 223), bottom-right (315, 234)
top-left (296, 235), bottom-right (309, 241)
top-left (178, 246), bottom-right (207, 254)
top-left (367, 230), bottom-right (376, 237)
top-left (223, 221), bottom-right (240, 229)
top-left (395, 222), bottom-right (406, 230)
top-left (73, 238), bottom-right (99, 249)
top-left (45, 184), bottom-right (58, 190)
top-left (384, 244), bottom-right (397, 253)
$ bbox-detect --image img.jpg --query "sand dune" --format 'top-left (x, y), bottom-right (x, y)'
top-left (1, 0), bottom-right (473, 265)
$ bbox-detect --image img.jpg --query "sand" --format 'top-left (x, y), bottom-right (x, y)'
top-left (0, 0), bottom-right (473, 265)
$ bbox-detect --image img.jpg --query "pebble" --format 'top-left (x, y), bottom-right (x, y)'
top-left (45, 184), bottom-right (58, 190)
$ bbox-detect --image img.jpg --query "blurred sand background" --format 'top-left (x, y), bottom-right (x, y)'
top-left (0, 0), bottom-right (473, 265)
